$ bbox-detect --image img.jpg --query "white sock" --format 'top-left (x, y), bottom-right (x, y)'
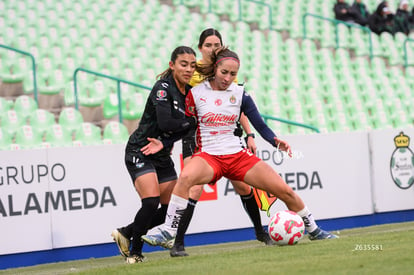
top-left (163, 194), bottom-right (188, 236)
top-left (296, 206), bottom-right (318, 234)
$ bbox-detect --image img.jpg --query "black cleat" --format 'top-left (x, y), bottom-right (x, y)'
top-left (170, 244), bottom-right (189, 257)
top-left (256, 230), bottom-right (275, 245)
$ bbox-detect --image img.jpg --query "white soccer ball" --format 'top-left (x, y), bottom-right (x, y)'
top-left (268, 210), bottom-right (305, 245)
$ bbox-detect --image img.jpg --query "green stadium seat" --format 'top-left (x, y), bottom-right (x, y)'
top-left (0, 110), bottom-right (25, 138)
top-left (73, 122), bottom-right (102, 146)
top-left (37, 70), bottom-right (65, 95)
top-left (14, 125), bottom-right (43, 149)
top-left (122, 92), bottom-right (145, 121)
top-left (0, 59), bottom-right (26, 84)
top-left (44, 123), bottom-right (73, 147)
top-left (78, 84), bottom-right (106, 108)
top-left (58, 107), bottom-right (84, 137)
top-left (103, 121), bottom-right (129, 144)
top-left (13, 95), bottom-right (38, 121)
top-left (28, 109), bottom-right (56, 138)
top-left (102, 93), bottom-right (126, 120)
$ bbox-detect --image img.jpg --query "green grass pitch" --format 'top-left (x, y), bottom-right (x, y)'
top-left (2, 221), bottom-right (414, 275)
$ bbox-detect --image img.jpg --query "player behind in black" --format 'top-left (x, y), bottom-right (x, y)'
top-left (111, 46), bottom-right (197, 264)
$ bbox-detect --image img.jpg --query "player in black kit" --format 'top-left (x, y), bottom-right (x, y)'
top-left (111, 46), bottom-right (197, 264)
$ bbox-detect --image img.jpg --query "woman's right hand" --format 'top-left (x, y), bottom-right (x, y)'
top-left (141, 138), bottom-right (164, 155)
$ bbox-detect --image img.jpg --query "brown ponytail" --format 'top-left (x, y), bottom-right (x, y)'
top-left (196, 46), bottom-right (239, 80)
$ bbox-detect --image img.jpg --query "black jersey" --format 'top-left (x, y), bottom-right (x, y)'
top-left (126, 74), bottom-right (192, 159)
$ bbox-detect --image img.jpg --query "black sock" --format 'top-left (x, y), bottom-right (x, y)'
top-left (123, 204), bottom-right (168, 238)
top-left (121, 223), bottom-right (133, 239)
top-left (174, 198), bottom-right (197, 247)
top-left (240, 189), bottom-right (264, 234)
top-left (149, 204), bottom-right (168, 229)
top-left (130, 196), bottom-right (160, 255)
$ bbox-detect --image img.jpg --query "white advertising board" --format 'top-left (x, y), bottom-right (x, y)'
top-left (370, 127), bottom-right (414, 212)
top-left (0, 130), bottom-right (381, 255)
top-left (0, 145), bottom-right (139, 254)
top-left (0, 149), bottom-right (53, 255)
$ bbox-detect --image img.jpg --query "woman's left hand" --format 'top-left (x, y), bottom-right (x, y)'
top-left (274, 137), bottom-right (292, 157)
top-left (141, 138), bottom-right (164, 155)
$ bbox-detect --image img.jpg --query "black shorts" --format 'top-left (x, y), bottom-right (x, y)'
top-left (125, 150), bottom-right (177, 184)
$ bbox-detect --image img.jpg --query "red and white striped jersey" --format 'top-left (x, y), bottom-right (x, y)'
top-left (186, 80), bottom-right (244, 155)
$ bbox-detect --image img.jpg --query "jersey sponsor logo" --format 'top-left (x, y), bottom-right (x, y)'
top-left (229, 95), bottom-right (236, 104)
top-left (200, 112), bottom-right (238, 126)
top-left (214, 99), bottom-right (222, 106)
top-left (156, 90), bottom-right (167, 101)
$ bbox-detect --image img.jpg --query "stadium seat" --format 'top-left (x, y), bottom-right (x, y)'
top-left (58, 107), bottom-right (84, 138)
top-left (103, 121), bottom-right (129, 144)
top-left (122, 92), bottom-right (145, 121)
top-left (44, 123), bottom-right (73, 147)
top-left (37, 70), bottom-right (65, 95)
top-left (75, 82), bottom-right (107, 123)
top-left (36, 70), bottom-right (65, 110)
top-left (28, 109), bottom-right (56, 138)
top-left (102, 93), bottom-right (126, 120)
top-left (73, 122), bottom-right (102, 146)
top-left (14, 125), bottom-right (43, 149)
top-left (0, 109), bottom-right (25, 138)
top-left (0, 59), bottom-right (26, 84)
top-left (13, 94), bottom-right (38, 121)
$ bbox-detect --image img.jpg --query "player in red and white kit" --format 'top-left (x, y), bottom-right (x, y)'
top-left (141, 47), bottom-right (337, 249)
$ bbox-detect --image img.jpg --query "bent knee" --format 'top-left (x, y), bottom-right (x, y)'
top-left (178, 172), bottom-right (196, 188)
top-left (277, 186), bottom-right (297, 201)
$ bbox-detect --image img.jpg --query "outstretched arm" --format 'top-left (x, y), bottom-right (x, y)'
top-left (241, 92), bottom-right (292, 156)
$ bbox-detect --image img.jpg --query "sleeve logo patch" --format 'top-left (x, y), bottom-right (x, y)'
top-left (156, 90), bottom-right (167, 101)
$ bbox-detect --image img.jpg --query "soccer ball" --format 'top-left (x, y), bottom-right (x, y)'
top-left (268, 210), bottom-right (305, 245)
